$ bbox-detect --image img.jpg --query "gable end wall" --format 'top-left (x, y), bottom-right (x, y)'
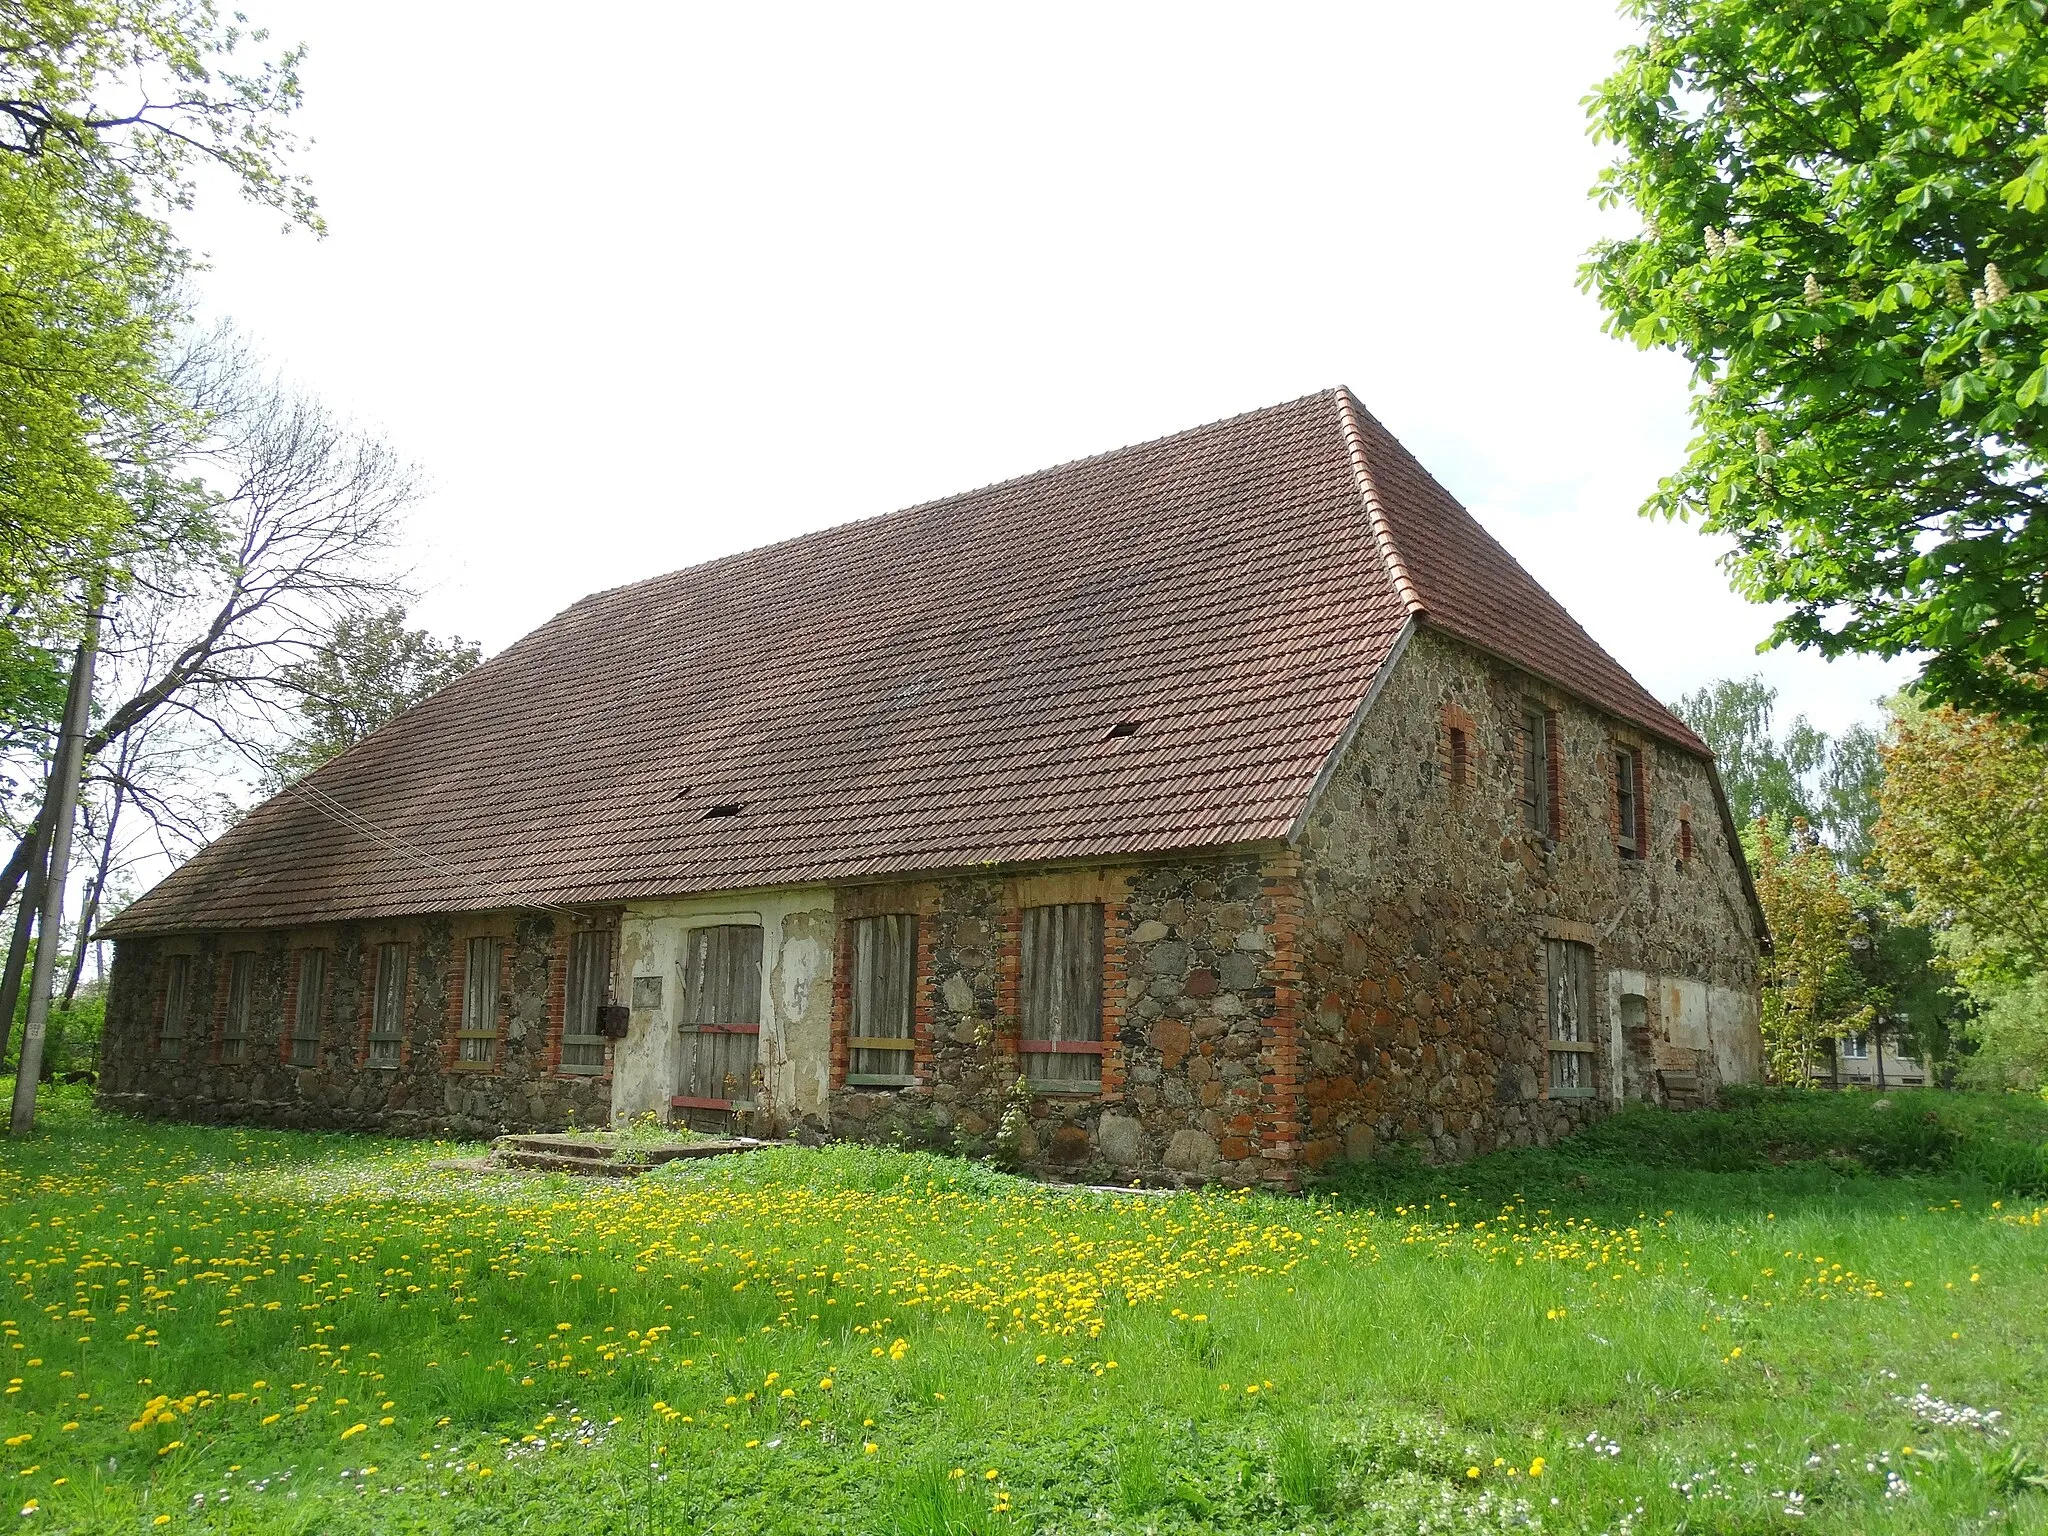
top-left (1292, 625), bottom-right (1762, 1167)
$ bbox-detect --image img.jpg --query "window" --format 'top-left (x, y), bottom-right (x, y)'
top-left (560, 928), bottom-right (616, 1074)
top-left (1678, 815), bottom-right (1695, 864)
top-left (1545, 938), bottom-right (1595, 1099)
top-left (1840, 1032), bottom-right (1869, 1059)
top-left (1447, 726), bottom-right (1470, 791)
top-left (368, 942), bottom-right (407, 1067)
top-left (1520, 703), bottom-right (1552, 836)
top-left (160, 955), bottom-right (191, 1061)
top-left (675, 924), bottom-right (762, 1113)
top-left (1020, 903), bottom-right (1104, 1090)
top-left (1615, 745), bottom-right (1641, 856)
top-left (291, 949), bottom-right (325, 1067)
top-left (848, 914), bottom-right (917, 1085)
top-left (221, 953), bottom-right (254, 1062)
top-left (456, 937), bottom-right (503, 1067)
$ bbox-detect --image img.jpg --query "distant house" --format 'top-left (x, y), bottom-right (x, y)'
top-left (1821, 1032), bottom-right (1929, 1089)
top-left (97, 389), bottom-right (1766, 1186)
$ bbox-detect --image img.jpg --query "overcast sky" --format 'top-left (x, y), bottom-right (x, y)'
top-left (180, 0), bottom-right (1915, 738)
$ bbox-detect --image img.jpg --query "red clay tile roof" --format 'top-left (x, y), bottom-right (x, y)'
top-left (106, 388), bottom-right (1708, 935)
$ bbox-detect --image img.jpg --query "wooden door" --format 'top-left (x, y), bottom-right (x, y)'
top-left (673, 924), bottom-right (763, 1131)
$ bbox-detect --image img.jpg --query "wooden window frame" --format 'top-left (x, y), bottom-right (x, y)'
top-left (558, 927), bottom-right (615, 1076)
top-left (365, 941), bottom-right (409, 1069)
top-left (1614, 743), bottom-right (1646, 858)
top-left (846, 913), bottom-right (918, 1087)
top-left (159, 953), bottom-right (192, 1062)
top-left (1019, 902), bottom-right (1105, 1094)
top-left (219, 952), bottom-right (255, 1063)
top-left (288, 948), bottom-right (326, 1068)
top-left (453, 935), bottom-right (505, 1072)
top-left (1519, 701), bottom-right (1558, 839)
top-left (1544, 938), bottom-right (1596, 1100)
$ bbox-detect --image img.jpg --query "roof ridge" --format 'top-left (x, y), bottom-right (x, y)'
top-left (1333, 387), bottom-right (1426, 617)
top-left (570, 389), bottom-right (1352, 613)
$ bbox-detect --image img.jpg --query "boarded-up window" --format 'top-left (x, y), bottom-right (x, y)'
top-left (291, 949), bottom-right (325, 1067)
top-left (675, 924), bottom-right (762, 1112)
top-left (1520, 703), bottom-right (1551, 836)
top-left (160, 954), bottom-right (191, 1061)
top-left (220, 953), bottom-right (254, 1062)
top-left (560, 928), bottom-right (615, 1074)
top-left (1615, 745), bottom-right (1641, 856)
top-left (457, 937), bottom-right (502, 1067)
top-left (848, 914), bottom-right (917, 1085)
top-left (1020, 903), bottom-right (1104, 1089)
top-left (368, 942), bottom-right (407, 1067)
top-left (1546, 938), bottom-right (1595, 1099)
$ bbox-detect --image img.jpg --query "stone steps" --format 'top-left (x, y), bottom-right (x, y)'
top-left (483, 1131), bottom-right (779, 1179)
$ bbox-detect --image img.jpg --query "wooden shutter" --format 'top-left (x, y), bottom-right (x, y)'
top-left (160, 955), bottom-right (190, 1061)
top-left (221, 953), bottom-right (253, 1061)
top-left (369, 943), bottom-right (407, 1065)
top-left (1545, 938), bottom-right (1594, 1097)
top-left (292, 950), bottom-right (324, 1067)
top-left (849, 914), bottom-right (916, 1084)
top-left (561, 928), bottom-right (615, 1073)
top-left (1521, 705), bottom-right (1549, 835)
top-left (457, 937), bottom-right (502, 1066)
top-left (1020, 903), bottom-right (1104, 1088)
top-left (673, 924), bottom-right (763, 1122)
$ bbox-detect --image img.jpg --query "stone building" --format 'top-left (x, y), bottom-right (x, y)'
top-left (97, 389), bottom-right (1766, 1186)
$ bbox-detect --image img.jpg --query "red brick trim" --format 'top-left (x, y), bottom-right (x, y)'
top-left (544, 926), bottom-right (569, 1077)
top-left (1440, 702), bottom-right (1478, 798)
top-left (1098, 873), bottom-right (1131, 1103)
top-left (831, 893), bottom-right (934, 1090)
top-left (1258, 849), bottom-right (1305, 1190)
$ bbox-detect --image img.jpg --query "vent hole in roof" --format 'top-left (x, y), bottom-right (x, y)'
top-left (1106, 720), bottom-right (1142, 740)
top-left (704, 803), bottom-right (742, 819)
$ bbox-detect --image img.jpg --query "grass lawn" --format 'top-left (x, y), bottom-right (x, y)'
top-left (0, 1085), bottom-right (2044, 1534)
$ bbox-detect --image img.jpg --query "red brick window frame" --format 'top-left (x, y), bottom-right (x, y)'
top-left (830, 887), bottom-right (933, 1093)
top-left (1677, 804), bottom-right (1697, 866)
top-left (449, 934), bottom-right (510, 1072)
top-left (1441, 703), bottom-right (1478, 798)
top-left (282, 947), bottom-right (327, 1067)
top-left (1019, 902), bottom-right (1106, 1094)
top-left (1612, 739), bottom-right (1649, 858)
top-left (1519, 699), bottom-right (1563, 839)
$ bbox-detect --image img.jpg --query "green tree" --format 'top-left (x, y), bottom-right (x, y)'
top-left (1874, 702), bottom-right (2048, 986)
top-left (0, 0), bottom-right (318, 635)
top-left (1672, 675), bottom-right (1882, 859)
top-left (1585, 0), bottom-right (2048, 726)
top-left (265, 607), bottom-right (480, 785)
top-left (1749, 817), bottom-right (1875, 1083)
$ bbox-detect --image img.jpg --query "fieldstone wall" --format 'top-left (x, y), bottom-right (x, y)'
top-left (98, 911), bottom-right (618, 1138)
top-left (1294, 624), bottom-right (1763, 1169)
top-left (825, 854), bottom-right (1297, 1188)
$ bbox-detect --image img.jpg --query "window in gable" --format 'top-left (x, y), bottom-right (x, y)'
top-left (291, 949), bottom-right (325, 1067)
top-left (220, 952), bottom-right (254, 1062)
top-left (560, 928), bottom-right (615, 1074)
top-left (1545, 938), bottom-right (1595, 1099)
top-left (848, 913), bottom-right (917, 1086)
top-left (1448, 726), bottom-right (1470, 791)
top-left (368, 942), bottom-right (407, 1067)
top-left (160, 954), bottom-right (191, 1061)
top-left (1020, 902), bottom-right (1104, 1091)
top-left (1520, 702), bottom-right (1553, 837)
top-left (1615, 744), bottom-right (1642, 857)
top-left (456, 936), bottom-right (503, 1068)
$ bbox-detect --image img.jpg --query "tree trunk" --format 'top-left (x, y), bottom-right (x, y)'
top-left (0, 803), bottom-right (52, 1070)
top-left (63, 752), bottom-right (129, 1008)
top-left (12, 590), bottom-right (100, 1132)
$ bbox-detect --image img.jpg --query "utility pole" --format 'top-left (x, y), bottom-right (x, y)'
top-left (11, 589), bottom-right (101, 1135)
